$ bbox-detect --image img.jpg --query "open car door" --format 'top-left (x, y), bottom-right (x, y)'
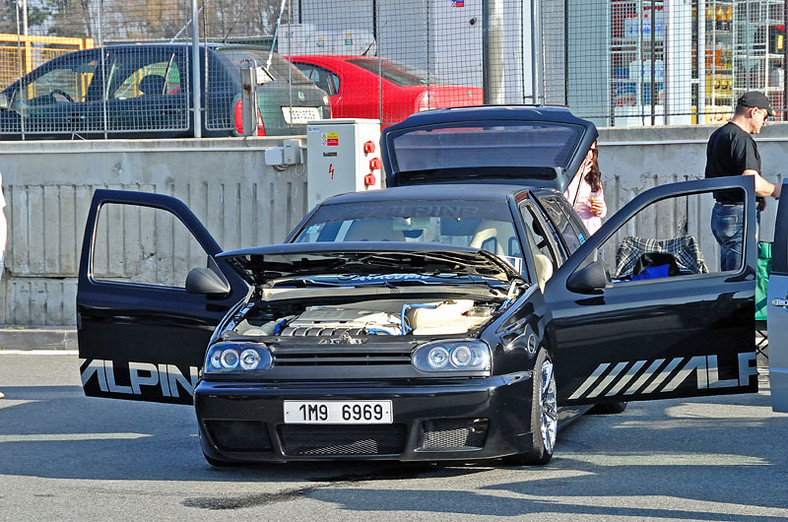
top-left (768, 180), bottom-right (788, 412)
top-left (77, 190), bottom-right (248, 404)
top-left (541, 176), bottom-right (758, 405)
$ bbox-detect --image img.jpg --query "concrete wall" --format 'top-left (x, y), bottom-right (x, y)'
top-left (597, 123), bottom-right (787, 242)
top-left (1, 123), bottom-right (787, 327)
top-left (0, 137), bottom-right (310, 327)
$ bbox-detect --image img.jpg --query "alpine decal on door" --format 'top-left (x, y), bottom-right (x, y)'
top-left (80, 359), bottom-right (199, 398)
top-left (568, 352), bottom-right (757, 400)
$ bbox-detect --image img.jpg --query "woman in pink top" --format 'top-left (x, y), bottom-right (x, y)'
top-left (564, 141), bottom-right (607, 235)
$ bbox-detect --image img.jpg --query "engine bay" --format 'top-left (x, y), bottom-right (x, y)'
top-left (232, 297), bottom-right (501, 338)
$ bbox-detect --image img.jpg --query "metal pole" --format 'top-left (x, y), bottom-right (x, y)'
top-left (564, 0), bottom-right (569, 105)
top-left (698, 0), bottom-right (706, 122)
top-left (650, 0), bottom-right (656, 126)
top-left (784, 0), bottom-right (787, 121)
top-left (267, 0), bottom-right (288, 70)
top-left (372, 0), bottom-right (377, 42)
top-left (98, 0), bottom-right (107, 138)
top-left (483, 0), bottom-right (505, 104)
top-left (532, 0), bottom-right (544, 104)
top-left (15, 0), bottom-right (25, 138)
top-left (191, 0), bottom-right (202, 138)
top-left (21, 0), bottom-right (27, 35)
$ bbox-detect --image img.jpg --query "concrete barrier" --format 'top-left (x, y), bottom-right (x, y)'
top-left (0, 123), bottom-right (787, 334)
top-left (0, 136), bottom-right (309, 329)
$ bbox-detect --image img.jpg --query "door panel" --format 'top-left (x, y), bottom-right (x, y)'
top-left (768, 180), bottom-right (788, 412)
top-left (543, 177), bottom-right (758, 405)
top-left (77, 190), bottom-right (248, 404)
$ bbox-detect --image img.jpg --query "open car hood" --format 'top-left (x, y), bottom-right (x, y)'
top-left (217, 242), bottom-right (523, 287)
top-left (380, 105), bottom-right (598, 192)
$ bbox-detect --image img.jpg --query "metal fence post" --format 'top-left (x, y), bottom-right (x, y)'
top-left (240, 61), bottom-right (259, 136)
top-left (483, 0), bottom-right (505, 104)
top-left (191, 0), bottom-right (202, 138)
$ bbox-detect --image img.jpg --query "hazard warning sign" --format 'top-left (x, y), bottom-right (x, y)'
top-left (322, 132), bottom-right (339, 147)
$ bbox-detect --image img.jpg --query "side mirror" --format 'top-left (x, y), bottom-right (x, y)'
top-left (566, 257), bottom-right (608, 294)
top-left (185, 267), bottom-right (231, 296)
top-left (0, 93), bottom-right (9, 110)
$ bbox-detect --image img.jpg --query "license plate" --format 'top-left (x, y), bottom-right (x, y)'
top-left (282, 107), bottom-right (320, 124)
top-left (283, 400), bottom-right (392, 424)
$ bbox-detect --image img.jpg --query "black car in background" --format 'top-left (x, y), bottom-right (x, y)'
top-left (0, 44), bottom-right (330, 139)
top-left (76, 106), bottom-right (760, 466)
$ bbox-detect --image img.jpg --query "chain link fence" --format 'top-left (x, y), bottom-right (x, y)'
top-left (0, 0), bottom-right (786, 136)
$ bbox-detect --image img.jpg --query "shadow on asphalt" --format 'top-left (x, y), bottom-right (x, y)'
top-left (0, 384), bottom-right (489, 483)
top-left (1, 383), bottom-right (786, 520)
top-left (305, 393), bottom-right (788, 518)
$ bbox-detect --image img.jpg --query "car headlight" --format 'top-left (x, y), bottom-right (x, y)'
top-left (204, 342), bottom-right (272, 374)
top-left (412, 340), bottom-right (491, 373)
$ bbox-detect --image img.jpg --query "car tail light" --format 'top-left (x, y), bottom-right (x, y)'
top-left (234, 100), bottom-right (266, 136)
top-left (415, 91), bottom-right (432, 112)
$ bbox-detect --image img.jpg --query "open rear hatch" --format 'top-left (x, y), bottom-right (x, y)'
top-left (380, 105), bottom-right (598, 192)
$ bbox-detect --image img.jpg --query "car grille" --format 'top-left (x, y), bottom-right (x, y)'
top-left (280, 327), bottom-right (367, 336)
top-left (273, 351), bottom-right (412, 367)
top-left (279, 425), bottom-right (406, 456)
top-left (419, 418), bottom-right (489, 450)
top-left (205, 420), bottom-right (272, 452)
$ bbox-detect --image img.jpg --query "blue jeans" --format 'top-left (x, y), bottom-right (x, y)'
top-left (711, 202), bottom-right (743, 271)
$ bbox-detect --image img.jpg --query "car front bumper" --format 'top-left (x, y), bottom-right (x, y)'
top-left (194, 371), bottom-right (534, 463)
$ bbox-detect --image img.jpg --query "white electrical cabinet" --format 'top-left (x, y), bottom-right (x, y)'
top-left (306, 119), bottom-right (382, 211)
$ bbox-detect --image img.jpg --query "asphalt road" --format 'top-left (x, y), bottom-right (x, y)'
top-left (1, 351), bottom-right (787, 522)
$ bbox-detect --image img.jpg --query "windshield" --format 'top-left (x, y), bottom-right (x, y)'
top-left (292, 199), bottom-right (523, 270)
top-left (348, 58), bottom-right (448, 86)
top-left (216, 48), bottom-right (313, 84)
top-left (388, 121), bottom-right (585, 174)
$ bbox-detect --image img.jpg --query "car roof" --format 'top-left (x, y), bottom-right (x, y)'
top-left (388, 104), bottom-right (587, 125)
top-left (74, 43), bottom-right (286, 54)
top-left (316, 183), bottom-right (548, 206)
top-left (290, 55), bottom-right (390, 61)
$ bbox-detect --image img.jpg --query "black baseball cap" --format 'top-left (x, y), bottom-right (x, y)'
top-left (737, 91), bottom-right (776, 117)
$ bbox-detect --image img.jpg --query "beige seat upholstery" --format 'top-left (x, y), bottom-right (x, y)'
top-left (470, 221), bottom-right (517, 256)
top-left (532, 253), bottom-right (554, 290)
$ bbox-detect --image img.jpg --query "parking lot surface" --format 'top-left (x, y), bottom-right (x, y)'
top-left (1, 351), bottom-right (787, 521)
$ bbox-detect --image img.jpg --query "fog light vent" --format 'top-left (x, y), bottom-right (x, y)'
top-left (420, 418), bottom-right (489, 450)
top-left (205, 420), bottom-right (272, 452)
top-left (279, 425), bottom-right (405, 456)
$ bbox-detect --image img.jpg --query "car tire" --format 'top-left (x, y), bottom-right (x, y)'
top-left (588, 400), bottom-right (628, 414)
top-left (504, 348), bottom-right (557, 466)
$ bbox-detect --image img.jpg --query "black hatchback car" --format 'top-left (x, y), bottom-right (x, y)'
top-left (0, 44), bottom-right (330, 139)
top-left (77, 106), bottom-right (760, 466)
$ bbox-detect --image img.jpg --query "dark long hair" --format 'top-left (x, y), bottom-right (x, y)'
top-left (585, 147), bottom-right (602, 193)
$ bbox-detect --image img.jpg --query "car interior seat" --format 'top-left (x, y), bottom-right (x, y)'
top-left (518, 222), bottom-right (555, 291)
top-left (344, 219), bottom-right (406, 241)
top-left (470, 221), bottom-right (517, 257)
top-left (532, 252), bottom-right (554, 291)
top-left (138, 75), bottom-right (166, 96)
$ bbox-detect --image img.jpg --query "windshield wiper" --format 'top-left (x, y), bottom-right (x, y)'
top-left (269, 278), bottom-right (342, 288)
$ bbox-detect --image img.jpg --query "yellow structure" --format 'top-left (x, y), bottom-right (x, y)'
top-left (0, 34), bottom-right (94, 89)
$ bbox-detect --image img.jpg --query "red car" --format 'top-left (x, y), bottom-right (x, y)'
top-left (289, 55), bottom-right (482, 127)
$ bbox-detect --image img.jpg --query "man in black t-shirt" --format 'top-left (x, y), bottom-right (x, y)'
top-left (705, 91), bottom-right (781, 271)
